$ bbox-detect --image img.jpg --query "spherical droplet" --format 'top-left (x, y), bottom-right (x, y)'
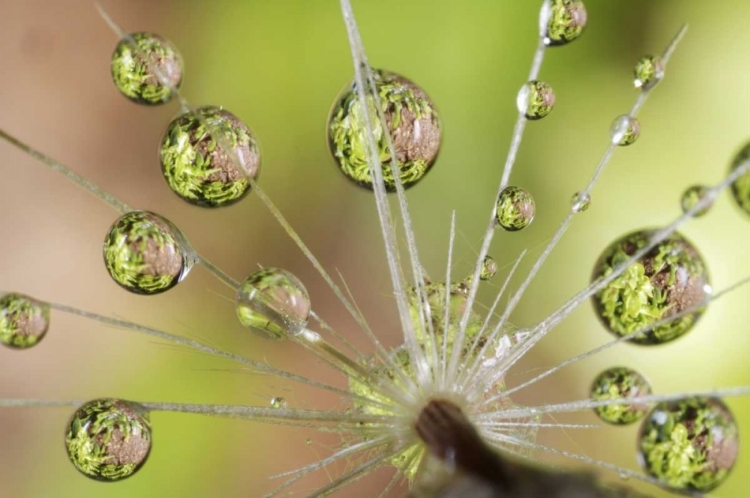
top-left (591, 229), bottom-right (711, 345)
top-left (638, 397), bottom-right (739, 493)
top-left (610, 115), bottom-right (640, 146)
top-left (327, 69), bottom-right (442, 190)
top-left (496, 186), bottom-right (536, 231)
top-left (0, 293), bottom-right (49, 349)
top-left (516, 81), bottom-right (556, 120)
top-left (160, 106), bottom-right (261, 207)
top-left (111, 32), bottom-right (183, 106)
top-left (270, 397), bottom-right (287, 409)
top-left (681, 185), bottom-right (713, 217)
top-left (480, 256), bottom-right (498, 281)
top-left (728, 140), bottom-right (750, 216)
top-left (590, 366), bottom-right (651, 425)
top-left (65, 398), bottom-right (152, 482)
top-left (570, 191), bottom-right (591, 212)
top-left (634, 55), bottom-right (665, 90)
top-left (103, 211), bottom-right (194, 295)
top-left (540, 0), bottom-right (588, 47)
top-left (235, 268), bottom-right (311, 340)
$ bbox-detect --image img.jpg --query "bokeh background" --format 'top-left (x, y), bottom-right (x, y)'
top-left (2, 0), bottom-right (750, 496)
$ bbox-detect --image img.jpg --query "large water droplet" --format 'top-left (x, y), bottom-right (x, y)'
top-left (235, 268), bottom-right (311, 340)
top-left (610, 115), bottom-right (640, 146)
top-left (590, 366), bottom-right (651, 425)
top-left (591, 229), bottom-right (710, 345)
top-left (496, 186), bottom-right (536, 231)
top-left (65, 398), bottom-right (152, 482)
top-left (540, 0), bottom-right (587, 46)
top-left (103, 211), bottom-right (194, 295)
top-left (638, 397), bottom-right (738, 492)
top-left (570, 191), bottom-right (591, 212)
top-left (681, 185), bottom-right (713, 217)
top-left (0, 293), bottom-right (49, 349)
top-left (111, 32), bottom-right (183, 106)
top-left (633, 55), bottom-right (665, 90)
top-left (327, 69), bottom-right (441, 190)
top-left (516, 81), bottom-right (555, 120)
top-left (159, 106), bottom-right (261, 207)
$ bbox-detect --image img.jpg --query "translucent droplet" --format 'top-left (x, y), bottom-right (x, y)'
top-left (638, 397), bottom-right (738, 492)
top-left (159, 106), bottom-right (261, 208)
top-left (633, 55), bottom-right (665, 90)
top-left (235, 268), bottom-right (311, 340)
top-left (728, 140), bottom-right (750, 216)
top-left (540, 0), bottom-right (588, 47)
top-left (65, 398), bottom-right (152, 482)
top-left (610, 115), bottom-right (640, 146)
top-left (570, 191), bottom-right (590, 212)
top-left (681, 185), bottom-right (713, 217)
top-left (592, 229), bottom-right (711, 345)
top-left (103, 211), bottom-right (194, 295)
top-left (480, 256), bottom-right (498, 281)
top-left (495, 186), bottom-right (536, 231)
top-left (305, 438), bottom-right (312, 446)
top-left (590, 366), bottom-right (651, 425)
top-left (327, 69), bottom-right (442, 190)
top-left (0, 293), bottom-right (49, 349)
top-left (111, 32), bottom-right (183, 106)
top-left (516, 81), bottom-right (555, 120)
top-left (270, 397), bottom-right (287, 409)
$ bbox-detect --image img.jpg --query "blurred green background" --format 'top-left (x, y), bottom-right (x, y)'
top-left (1, 0), bottom-right (750, 496)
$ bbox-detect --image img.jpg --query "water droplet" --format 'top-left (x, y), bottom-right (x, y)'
top-left (111, 32), bottom-right (183, 106)
top-left (633, 55), bottom-right (665, 90)
top-left (495, 186), bottom-right (536, 231)
top-left (540, 0), bottom-right (588, 47)
top-left (305, 438), bottom-right (312, 446)
top-left (591, 229), bottom-right (710, 345)
top-left (159, 106), bottom-right (261, 207)
top-left (610, 115), bottom-right (640, 146)
top-left (516, 81), bottom-right (555, 120)
top-left (480, 256), bottom-right (498, 281)
top-left (327, 69), bottom-right (442, 190)
top-left (590, 366), bottom-right (651, 425)
top-left (0, 293), bottom-right (49, 349)
top-left (619, 472), bottom-right (630, 481)
top-left (65, 398), bottom-right (152, 482)
top-left (638, 397), bottom-right (738, 492)
top-left (270, 397), bottom-right (287, 409)
top-left (570, 191), bottom-right (590, 212)
top-left (728, 140), bottom-right (750, 216)
top-left (235, 268), bottom-right (311, 340)
top-left (681, 185), bottom-right (713, 217)
top-left (103, 211), bottom-right (194, 295)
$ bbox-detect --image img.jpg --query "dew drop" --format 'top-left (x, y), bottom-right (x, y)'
top-left (540, 0), bottom-right (587, 47)
top-left (103, 210), bottom-right (194, 295)
top-left (305, 438), bottom-right (312, 446)
top-left (610, 115), bottom-right (640, 146)
top-left (65, 398), bottom-right (152, 482)
top-left (633, 55), bottom-right (665, 90)
top-left (570, 191), bottom-right (590, 212)
top-left (480, 256), bottom-right (498, 281)
top-left (681, 185), bottom-right (713, 217)
top-left (591, 229), bottom-right (710, 345)
top-left (0, 293), bottom-right (49, 349)
top-left (327, 69), bottom-right (442, 190)
top-left (270, 397), bottom-right (287, 409)
top-left (495, 186), bottom-right (535, 231)
top-left (111, 32), bottom-right (183, 106)
top-left (235, 268), bottom-right (311, 340)
top-left (728, 140), bottom-right (750, 216)
top-left (159, 106), bottom-right (261, 207)
top-left (516, 81), bottom-right (555, 120)
top-left (590, 366), bottom-right (651, 426)
top-left (638, 397), bottom-right (738, 492)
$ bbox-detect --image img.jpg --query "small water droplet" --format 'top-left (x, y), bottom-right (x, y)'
top-left (540, 0), bottom-right (588, 46)
top-left (634, 55), bottom-right (665, 90)
top-left (103, 211), bottom-right (194, 295)
top-left (516, 81), bottom-right (555, 120)
top-left (590, 366), bottom-right (651, 425)
top-left (610, 115), bottom-right (640, 146)
top-left (570, 191), bottom-right (590, 212)
top-left (728, 141), bottom-right (750, 216)
top-left (496, 186), bottom-right (535, 231)
top-left (270, 397), bottom-right (287, 409)
top-left (111, 32), bottom-right (183, 105)
top-left (305, 438), bottom-right (312, 446)
top-left (65, 398), bottom-right (151, 482)
top-left (0, 293), bottom-right (49, 349)
top-left (480, 255), bottom-right (498, 281)
top-left (681, 185), bottom-right (712, 217)
top-left (619, 472), bottom-right (630, 481)
top-left (235, 268), bottom-right (311, 340)
top-left (160, 106), bottom-right (261, 208)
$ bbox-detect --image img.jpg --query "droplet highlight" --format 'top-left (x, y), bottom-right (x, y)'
top-left (0, 293), bottom-right (49, 349)
top-left (496, 186), bottom-right (536, 231)
top-left (516, 81), bottom-right (556, 120)
top-left (634, 55), bottom-right (665, 90)
top-left (540, 0), bottom-right (588, 46)
top-left (610, 115), bottom-right (640, 146)
top-left (590, 366), bottom-right (651, 425)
